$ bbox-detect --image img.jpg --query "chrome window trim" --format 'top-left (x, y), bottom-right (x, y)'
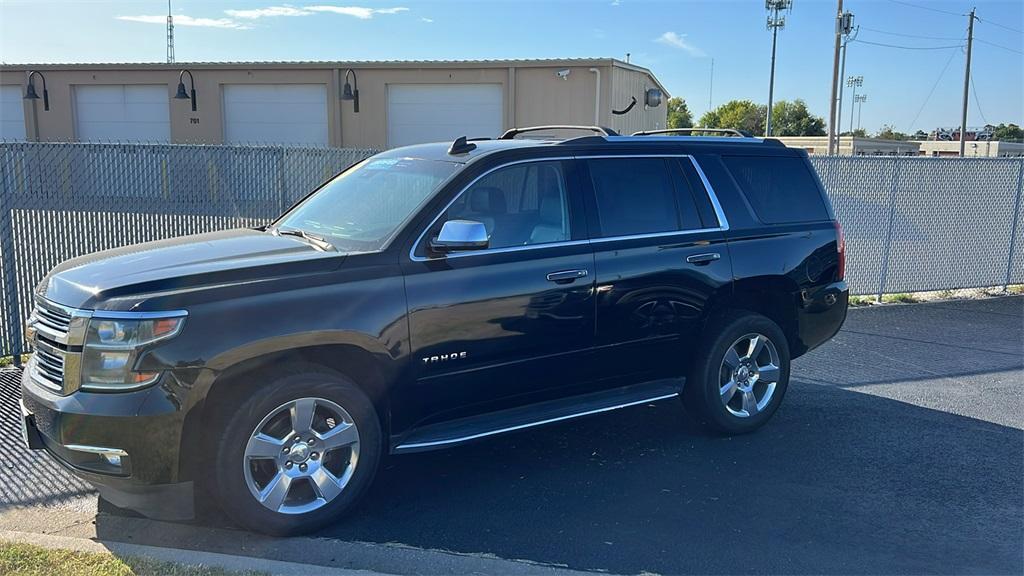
top-left (408, 153), bottom-right (730, 262)
top-left (684, 155), bottom-right (731, 231)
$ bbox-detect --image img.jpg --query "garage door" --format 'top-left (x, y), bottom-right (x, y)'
top-left (223, 84), bottom-right (328, 146)
top-left (74, 85), bottom-right (170, 142)
top-left (387, 84), bottom-right (503, 148)
top-left (0, 85), bottom-right (26, 141)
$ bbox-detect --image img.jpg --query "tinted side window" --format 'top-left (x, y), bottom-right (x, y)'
top-left (723, 156), bottom-right (830, 224)
top-left (443, 161), bottom-right (570, 249)
top-left (588, 158), bottom-right (685, 237)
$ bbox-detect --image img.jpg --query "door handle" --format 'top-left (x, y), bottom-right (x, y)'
top-left (686, 253), bottom-right (721, 265)
top-left (546, 269), bottom-right (588, 283)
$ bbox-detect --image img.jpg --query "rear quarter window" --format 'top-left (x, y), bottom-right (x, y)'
top-left (723, 155), bottom-right (830, 224)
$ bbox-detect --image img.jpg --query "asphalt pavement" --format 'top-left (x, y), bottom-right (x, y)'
top-left (2, 296), bottom-right (1022, 575)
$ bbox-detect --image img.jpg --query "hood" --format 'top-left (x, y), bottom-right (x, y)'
top-left (39, 228), bottom-right (345, 309)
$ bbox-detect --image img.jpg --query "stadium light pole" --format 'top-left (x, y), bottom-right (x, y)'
top-left (764, 0), bottom-right (793, 137)
top-left (846, 75), bottom-right (863, 134)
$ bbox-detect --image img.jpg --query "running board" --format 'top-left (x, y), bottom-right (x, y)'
top-left (392, 379), bottom-right (682, 454)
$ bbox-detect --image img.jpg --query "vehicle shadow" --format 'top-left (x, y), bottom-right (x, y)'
top-left (88, 297), bottom-right (1024, 575)
top-left (318, 382), bottom-right (1022, 575)
top-left (92, 377), bottom-right (1023, 575)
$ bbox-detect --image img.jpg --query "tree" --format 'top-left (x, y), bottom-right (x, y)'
top-left (993, 123), bottom-right (1024, 142)
top-left (699, 100), bottom-right (765, 135)
top-left (697, 99), bottom-right (826, 137)
top-left (840, 129), bottom-right (868, 137)
top-left (875, 125), bottom-right (910, 141)
top-left (666, 97), bottom-right (693, 129)
top-left (770, 99), bottom-right (826, 136)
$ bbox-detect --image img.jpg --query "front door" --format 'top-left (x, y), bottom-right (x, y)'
top-left (582, 155), bottom-right (733, 385)
top-left (399, 159), bottom-right (595, 431)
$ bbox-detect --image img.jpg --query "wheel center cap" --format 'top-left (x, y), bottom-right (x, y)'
top-left (737, 366), bottom-right (751, 381)
top-left (288, 442), bottom-right (311, 463)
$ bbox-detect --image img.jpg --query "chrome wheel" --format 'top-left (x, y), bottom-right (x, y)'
top-left (719, 333), bottom-right (781, 418)
top-left (243, 397), bottom-right (360, 515)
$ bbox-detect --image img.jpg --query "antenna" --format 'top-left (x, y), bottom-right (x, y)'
top-left (166, 0), bottom-right (175, 64)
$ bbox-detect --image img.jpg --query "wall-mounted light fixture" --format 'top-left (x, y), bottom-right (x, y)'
top-left (644, 88), bottom-right (663, 108)
top-left (24, 70), bottom-right (50, 111)
top-left (341, 68), bottom-right (359, 113)
top-left (174, 69), bottom-right (197, 112)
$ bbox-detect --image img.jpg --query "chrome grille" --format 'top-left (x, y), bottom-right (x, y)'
top-left (34, 302), bottom-right (72, 336)
top-left (28, 298), bottom-right (89, 395)
top-left (30, 343), bottom-right (65, 394)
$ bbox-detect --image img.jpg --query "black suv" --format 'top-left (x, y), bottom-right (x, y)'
top-left (21, 126), bottom-right (848, 535)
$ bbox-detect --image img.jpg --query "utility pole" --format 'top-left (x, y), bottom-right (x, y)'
top-left (959, 7), bottom-right (977, 157)
top-left (834, 11), bottom-right (856, 153)
top-left (847, 75), bottom-right (863, 133)
top-left (166, 0), bottom-right (175, 64)
top-left (765, 0), bottom-right (793, 137)
top-left (827, 0), bottom-right (843, 155)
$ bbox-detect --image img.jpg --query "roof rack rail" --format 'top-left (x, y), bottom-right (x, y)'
top-left (632, 128), bottom-right (751, 138)
top-left (499, 125), bottom-right (619, 140)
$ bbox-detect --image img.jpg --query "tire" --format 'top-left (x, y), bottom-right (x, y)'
top-left (683, 311), bottom-right (791, 435)
top-left (212, 365), bottom-right (382, 536)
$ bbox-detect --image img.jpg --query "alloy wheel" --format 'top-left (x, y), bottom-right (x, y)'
top-left (243, 397), bottom-right (360, 514)
top-left (718, 333), bottom-right (781, 418)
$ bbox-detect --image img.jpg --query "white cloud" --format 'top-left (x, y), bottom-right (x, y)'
top-left (421, 17), bottom-right (434, 23)
top-left (117, 14), bottom-right (249, 29)
top-left (224, 6), bottom-right (312, 19)
top-left (305, 5), bottom-right (409, 19)
top-left (610, 0), bottom-right (621, 5)
top-left (654, 31), bottom-right (705, 57)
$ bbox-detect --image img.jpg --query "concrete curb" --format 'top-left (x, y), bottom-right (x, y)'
top-left (0, 530), bottom-right (387, 576)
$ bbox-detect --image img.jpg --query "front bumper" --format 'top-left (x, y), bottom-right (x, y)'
top-left (20, 368), bottom-right (195, 521)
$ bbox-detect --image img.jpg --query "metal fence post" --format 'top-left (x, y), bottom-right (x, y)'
top-left (876, 156), bottom-right (901, 302)
top-left (0, 175), bottom-right (23, 367)
top-left (1004, 159), bottom-right (1024, 290)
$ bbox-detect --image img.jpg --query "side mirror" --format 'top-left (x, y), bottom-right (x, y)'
top-left (430, 220), bottom-right (489, 252)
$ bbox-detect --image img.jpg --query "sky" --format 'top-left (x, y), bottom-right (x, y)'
top-left (0, 0), bottom-right (1021, 134)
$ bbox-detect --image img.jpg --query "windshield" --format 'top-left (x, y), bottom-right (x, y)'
top-left (274, 157), bottom-right (459, 252)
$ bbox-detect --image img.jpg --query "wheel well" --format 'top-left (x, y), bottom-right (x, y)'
top-left (189, 345), bottom-right (392, 488)
top-left (706, 284), bottom-right (802, 357)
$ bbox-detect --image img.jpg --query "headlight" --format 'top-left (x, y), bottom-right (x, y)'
top-left (81, 314), bottom-right (186, 391)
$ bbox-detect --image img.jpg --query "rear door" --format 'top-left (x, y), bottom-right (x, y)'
top-left (399, 158), bottom-right (596, 430)
top-left (583, 154), bottom-right (733, 385)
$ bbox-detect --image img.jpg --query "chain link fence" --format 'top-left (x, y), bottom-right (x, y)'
top-left (0, 142), bottom-right (378, 360)
top-left (1, 142), bottom-right (1022, 359)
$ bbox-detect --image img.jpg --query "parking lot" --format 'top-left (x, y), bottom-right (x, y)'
top-left (2, 296), bottom-right (1022, 575)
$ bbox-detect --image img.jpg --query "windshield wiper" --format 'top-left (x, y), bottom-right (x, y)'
top-left (271, 227), bottom-right (336, 252)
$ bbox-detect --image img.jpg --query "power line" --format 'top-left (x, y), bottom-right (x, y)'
top-left (975, 38), bottom-right (1024, 55)
top-left (853, 38), bottom-right (965, 50)
top-left (886, 0), bottom-right (965, 17)
top-left (976, 16), bottom-right (1023, 35)
top-left (969, 71), bottom-right (988, 125)
top-left (907, 47), bottom-right (960, 132)
top-left (859, 26), bottom-right (962, 41)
